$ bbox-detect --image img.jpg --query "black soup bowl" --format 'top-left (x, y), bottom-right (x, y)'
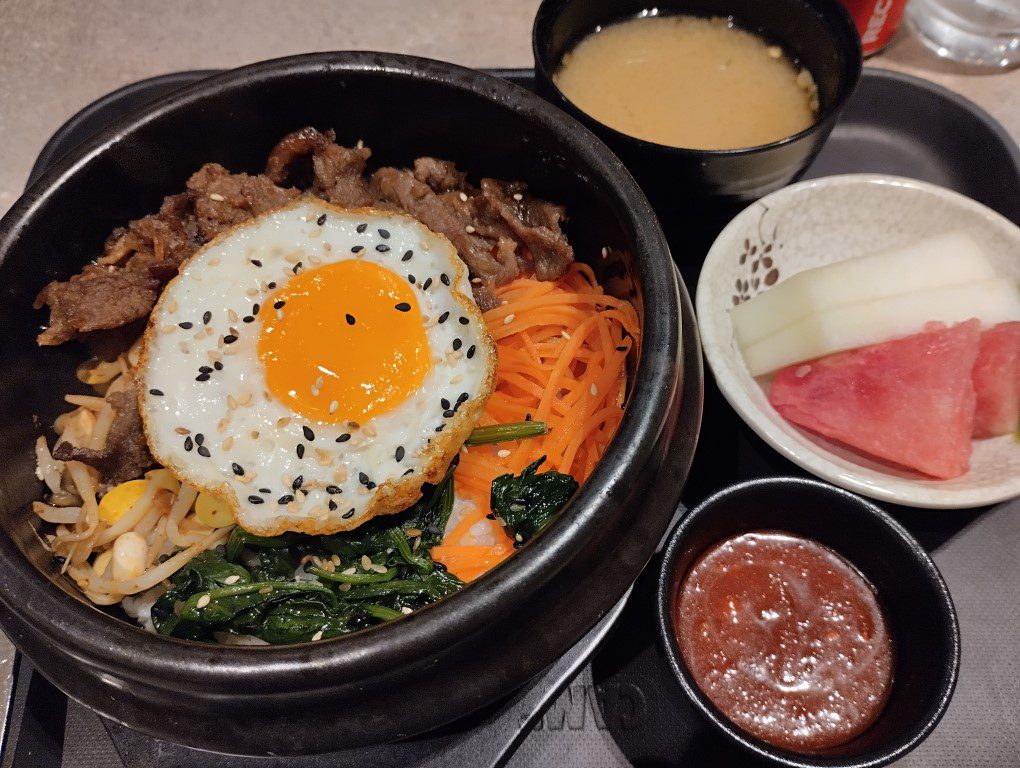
top-left (657, 478), bottom-right (960, 767)
top-left (0, 52), bottom-right (702, 755)
top-left (533, 0), bottom-right (863, 211)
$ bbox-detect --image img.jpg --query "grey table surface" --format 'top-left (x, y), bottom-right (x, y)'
top-left (1, 1), bottom-right (1018, 766)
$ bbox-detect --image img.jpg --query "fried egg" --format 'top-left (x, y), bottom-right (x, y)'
top-left (138, 199), bottom-right (495, 535)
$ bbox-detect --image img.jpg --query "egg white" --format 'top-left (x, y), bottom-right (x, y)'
top-left (137, 198), bottom-right (495, 535)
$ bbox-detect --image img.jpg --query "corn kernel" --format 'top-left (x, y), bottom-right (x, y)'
top-left (195, 492), bottom-right (234, 528)
top-left (97, 479), bottom-right (148, 524)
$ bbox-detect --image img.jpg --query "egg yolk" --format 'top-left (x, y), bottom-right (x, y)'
top-left (257, 260), bottom-right (431, 424)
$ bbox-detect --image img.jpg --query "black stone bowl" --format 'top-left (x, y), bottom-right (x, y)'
top-left (656, 478), bottom-right (960, 767)
top-left (0, 52), bottom-right (701, 755)
top-left (533, 0), bottom-right (863, 214)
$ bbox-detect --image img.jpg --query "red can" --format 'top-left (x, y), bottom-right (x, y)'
top-left (840, 0), bottom-right (910, 56)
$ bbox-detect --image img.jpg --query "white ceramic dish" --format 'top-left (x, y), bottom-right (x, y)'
top-left (697, 174), bottom-right (1020, 509)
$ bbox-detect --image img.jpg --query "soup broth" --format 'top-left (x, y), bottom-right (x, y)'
top-left (554, 15), bottom-right (819, 150)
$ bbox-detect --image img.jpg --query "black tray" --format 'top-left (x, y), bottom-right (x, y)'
top-left (7, 67), bottom-right (1020, 768)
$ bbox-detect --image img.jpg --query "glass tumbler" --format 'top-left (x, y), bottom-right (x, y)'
top-left (905, 0), bottom-right (1020, 68)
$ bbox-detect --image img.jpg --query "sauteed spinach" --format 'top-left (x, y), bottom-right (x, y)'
top-left (150, 457), bottom-right (577, 644)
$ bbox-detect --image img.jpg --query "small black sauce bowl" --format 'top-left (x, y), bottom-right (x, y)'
top-left (533, 0), bottom-right (863, 215)
top-left (655, 478), bottom-right (960, 768)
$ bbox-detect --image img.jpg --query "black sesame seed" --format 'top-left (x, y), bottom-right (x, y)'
top-left (443, 409), bottom-right (455, 418)
top-left (438, 311), bottom-right (449, 324)
top-left (378, 228), bottom-right (390, 239)
top-left (202, 311), bottom-right (212, 325)
top-left (364, 482), bottom-right (375, 490)
top-left (452, 338), bottom-right (463, 351)
top-left (251, 259), bottom-right (263, 267)
top-left (345, 314), bottom-right (356, 326)
top-left (458, 392), bottom-right (469, 403)
top-left (292, 475), bottom-right (303, 490)
top-left (486, 513), bottom-right (496, 520)
top-left (274, 300), bottom-right (286, 309)
top-left (184, 436), bottom-right (194, 451)
top-left (214, 361), bottom-right (223, 371)
top-left (351, 245), bottom-right (364, 254)
top-left (525, 413), bottom-right (533, 422)
top-left (422, 277), bottom-right (433, 290)
top-left (197, 446), bottom-right (211, 458)
top-left (336, 433), bottom-right (351, 443)
top-left (435, 425), bottom-right (444, 432)
top-left (243, 316), bottom-right (254, 323)
top-left (441, 398), bottom-right (451, 410)
top-left (403, 468), bottom-right (414, 476)
top-left (394, 302), bottom-right (411, 312)
top-left (231, 463), bottom-right (244, 476)
top-left (248, 495), bottom-right (265, 504)
top-left (302, 426), bottom-right (315, 441)
top-left (459, 316), bottom-right (469, 325)
top-left (268, 282), bottom-right (277, 289)
top-left (359, 472), bottom-right (369, 485)
top-left (375, 244), bottom-right (390, 253)
top-left (395, 446), bottom-right (405, 462)
top-left (292, 262), bottom-right (302, 274)
top-left (278, 495), bottom-right (294, 505)
top-left (326, 485), bottom-right (342, 494)
top-left (328, 500), bottom-right (338, 511)
top-left (49, 555), bottom-right (66, 571)
top-left (195, 433), bottom-right (205, 445)
top-left (253, 303), bottom-right (261, 314)
top-left (402, 250), bottom-right (413, 261)
top-left (440, 273), bottom-right (450, 286)
top-left (149, 388), bottom-right (164, 396)
top-left (296, 444), bottom-right (305, 459)
top-left (259, 488), bottom-right (272, 494)
top-left (199, 366), bottom-right (213, 374)
top-left (342, 509), bottom-right (355, 519)
top-left (356, 223), bottom-right (367, 233)
top-left (223, 334), bottom-right (237, 345)
top-left (616, 345), bottom-right (627, 352)
top-left (317, 213), bottom-right (327, 226)
top-left (434, 562), bottom-right (447, 572)
top-left (467, 345), bottom-right (476, 359)
top-left (408, 274), bottom-right (416, 284)
top-left (178, 321), bottom-right (193, 329)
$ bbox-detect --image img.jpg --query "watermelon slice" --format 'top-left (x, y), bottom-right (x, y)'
top-left (769, 320), bottom-right (981, 479)
top-left (972, 321), bottom-right (1020, 438)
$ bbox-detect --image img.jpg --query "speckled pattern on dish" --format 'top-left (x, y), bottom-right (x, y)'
top-left (698, 174), bottom-right (1020, 509)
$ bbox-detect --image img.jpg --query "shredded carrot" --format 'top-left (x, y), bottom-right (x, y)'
top-left (432, 262), bottom-right (639, 580)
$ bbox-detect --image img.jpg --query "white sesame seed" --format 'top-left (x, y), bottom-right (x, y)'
top-left (497, 449), bottom-right (511, 458)
top-left (196, 594), bottom-right (211, 609)
top-left (513, 193), bottom-right (523, 201)
top-left (311, 630), bottom-right (323, 641)
top-left (471, 277), bottom-right (482, 284)
top-left (276, 310), bottom-right (284, 320)
top-left (370, 563), bottom-right (388, 574)
top-left (459, 192), bottom-right (468, 202)
top-left (310, 386), bottom-right (320, 397)
top-left (465, 225), bottom-right (476, 234)
top-left (315, 376), bottom-right (324, 389)
top-left (562, 330), bottom-right (571, 339)
top-left (209, 193), bottom-right (225, 202)
top-left (222, 436), bottom-right (235, 451)
top-left (504, 314), bottom-right (515, 325)
top-left (361, 555), bottom-right (372, 570)
top-left (356, 139), bottom-right (364, 149)
top-left (246, 287), bottom-right (259, 297)
top-left (161, 324), bottom-right (175, 334)
top-left (166, 299), bottom-right (178, 313)
top-left (259, 586), bottom-right (273, 595)
top-left (601, 246), bottom-right (609, 258)
top-left (329, 400), bottom-right (339, 414)
top-left (208, 258), bottom-right (221, 267)
top-left (590, 384), bottom-right (598, 396)
top-left (342, 567), bottom-right (357, 576)
top-left (401, 606), bottom-right (413, 615)
top-left (223, 575), bottom-right (240, 585)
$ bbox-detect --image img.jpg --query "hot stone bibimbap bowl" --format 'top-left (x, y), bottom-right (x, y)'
top-left (0, 52), bottom-right (700, 755)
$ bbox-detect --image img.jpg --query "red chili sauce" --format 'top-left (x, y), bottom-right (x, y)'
top-left (674, 531), bottom-right (893, 753)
